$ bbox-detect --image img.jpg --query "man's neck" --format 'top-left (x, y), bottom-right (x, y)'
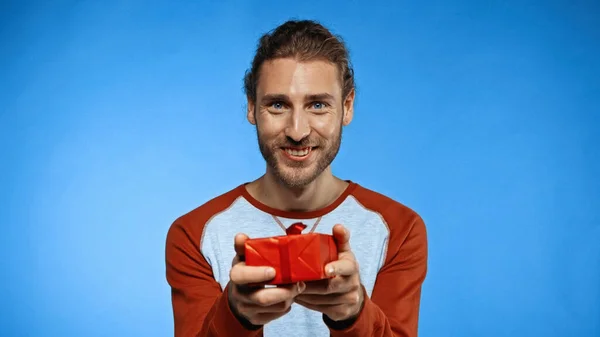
top-left (246, 168), bottom-right (349, 213)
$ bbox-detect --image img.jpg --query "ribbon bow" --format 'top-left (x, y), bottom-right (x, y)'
top-left (286, 222), bottom-right (307, 235)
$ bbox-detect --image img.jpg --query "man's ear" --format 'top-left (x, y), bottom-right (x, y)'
top-left (342, 88), bottom-right (355, 126)
top-left (247, 97), bottom-right (256, 125)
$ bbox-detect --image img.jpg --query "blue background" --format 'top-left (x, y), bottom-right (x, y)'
top-left (1, 0), bottom-right (598, 336)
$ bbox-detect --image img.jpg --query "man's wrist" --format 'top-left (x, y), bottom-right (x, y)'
top-left (323, 285), bottom-right (367, 330)
top-left (323, 306), bottom-right (361, 331)
top-left (226, 283), bottom-right (263, 331)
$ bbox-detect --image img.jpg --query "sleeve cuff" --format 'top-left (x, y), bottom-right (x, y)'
top-left (210, 283), bottom-right (263, 337)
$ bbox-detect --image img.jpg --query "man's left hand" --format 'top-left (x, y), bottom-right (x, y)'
top-left (294, 224), bottom-right (364, 322)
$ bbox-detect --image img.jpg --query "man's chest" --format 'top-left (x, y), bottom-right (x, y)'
top-left (200, 207), bottom-right (391, 299)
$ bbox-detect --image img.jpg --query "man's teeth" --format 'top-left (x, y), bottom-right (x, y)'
top-left (285, 148), bottom-right (310, 157)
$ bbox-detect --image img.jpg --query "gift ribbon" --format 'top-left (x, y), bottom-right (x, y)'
top-left (278, 222), bottom-right (307, 284)
top-left (286, 222), bottom-right (307, 235)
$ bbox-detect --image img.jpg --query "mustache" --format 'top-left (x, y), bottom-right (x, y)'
top-left (276, 137), bottom-right (319, 148)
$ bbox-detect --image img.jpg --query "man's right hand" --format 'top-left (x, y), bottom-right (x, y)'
top-left (228, 233), bottom-right (305, 326)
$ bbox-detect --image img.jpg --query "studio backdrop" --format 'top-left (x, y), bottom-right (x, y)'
top-left (1, 1), bottom-right (598, 336)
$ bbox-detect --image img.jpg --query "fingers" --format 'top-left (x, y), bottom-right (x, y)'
top-left (294, 299), bottom-right (358, 322)
top-left (238, 295), bottom-right (291, 314)
top-left (236, 297), bottom-right (292, 325)
top-left (229, 233), bottom-right (306, 326)
top-left (231, 254), bottom-right (244, 267)
top-left (230, 262), bottom-right (276, 285)
top-left (234, 233), bottom-right (249, 257)
top-left (332, 224), bottom-right (352, 253)
top-left (233, 282), bottom-right (305, 325)
top-left (244, 282), bottom-right (305, 306)
top-left (300, 276), bottom-right (357, 295)
top-left (325, 257), bottom-right (359, 277)
top-left (243, 309), bottom-right (292, 325)
top-left (295, 291), bottom-right (360, 306)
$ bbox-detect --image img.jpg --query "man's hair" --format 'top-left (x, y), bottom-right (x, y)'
top-left (244, 20), bottom-right (355, 103)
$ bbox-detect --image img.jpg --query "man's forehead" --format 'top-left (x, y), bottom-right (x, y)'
top-left (257, 58), bottom-right (341, 98)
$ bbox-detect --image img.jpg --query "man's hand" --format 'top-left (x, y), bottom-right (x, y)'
top-left (294, 224), bottom-right (365, 322)
top-left (228, 233), bottom-right (305, 326)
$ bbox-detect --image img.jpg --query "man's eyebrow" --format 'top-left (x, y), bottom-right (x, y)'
top-left (305, 93), bottom-right (335, 102)
top-left (260, 93), bottom-right (336, 103)
top-left (261, 94), bottom-right (289, 103)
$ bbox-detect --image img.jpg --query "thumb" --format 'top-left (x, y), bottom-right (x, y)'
top-left (234, 233), bottom-right (250, 257)
top-left (332, 224), bottom-right (352, 253)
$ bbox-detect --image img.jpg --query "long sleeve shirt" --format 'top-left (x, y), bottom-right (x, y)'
top-left (165, 181), bottom-right (428, 337)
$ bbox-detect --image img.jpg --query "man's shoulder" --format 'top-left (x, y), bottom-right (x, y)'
top-left (350, 182), bottom-right (424, 230)
top-left (170, 183), bottom-right (246, 232)
top-left (349, 182), bottom-right (427, 260)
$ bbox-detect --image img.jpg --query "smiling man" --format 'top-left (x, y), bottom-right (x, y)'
top-left (165, 20), bottom-right (428, 337)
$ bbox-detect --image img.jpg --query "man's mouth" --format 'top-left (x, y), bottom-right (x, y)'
top-left (281, 147), bottom-right (314, 161)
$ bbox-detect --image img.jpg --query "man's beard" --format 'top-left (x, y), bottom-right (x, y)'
top-left (256, 125), bottom-right (342, 188)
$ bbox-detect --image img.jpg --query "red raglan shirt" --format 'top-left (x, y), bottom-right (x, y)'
top-left (165, 181), bottom-right (428, 336)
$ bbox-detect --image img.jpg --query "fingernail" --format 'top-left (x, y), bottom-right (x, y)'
top-left (327, 266), bottom-right (335, 275)
top-left (298, 282), bottom-right (306, 292)
top-left (265, 268), bottom-right (275, 278)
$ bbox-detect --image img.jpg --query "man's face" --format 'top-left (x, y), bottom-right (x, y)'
top-left (247, 58), bottom-right (354, 188)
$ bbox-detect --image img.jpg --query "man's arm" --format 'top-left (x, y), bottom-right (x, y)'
top-left (324, 215), bottom-right (428, 337)
top-left (165, 220), bottom-right (263, 337)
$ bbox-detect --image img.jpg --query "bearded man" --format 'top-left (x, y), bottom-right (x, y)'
top-left (165, 19), bottom-right (428, 337)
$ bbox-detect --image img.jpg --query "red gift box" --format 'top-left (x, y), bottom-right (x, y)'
top-left (244, 223), bottom-right (338, 285)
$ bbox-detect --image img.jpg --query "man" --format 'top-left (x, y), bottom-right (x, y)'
top-left (165, 20), bottom-right (428, 337)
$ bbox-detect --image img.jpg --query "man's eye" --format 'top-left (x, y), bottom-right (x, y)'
top-left (312, 102), bottom-right (325, 109)
top-left (271, 102), bottom-right (284, 109)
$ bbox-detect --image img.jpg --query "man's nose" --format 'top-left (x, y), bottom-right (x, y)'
top-left (284, 109), bottom-right (310, 142)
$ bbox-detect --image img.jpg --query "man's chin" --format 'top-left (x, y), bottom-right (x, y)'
top-left (273, 167), bottom-right (319, 188)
